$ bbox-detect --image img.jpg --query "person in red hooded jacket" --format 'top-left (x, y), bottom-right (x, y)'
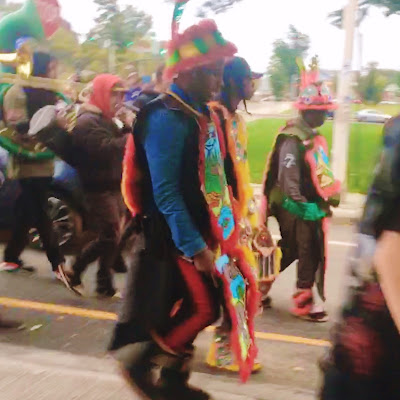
top-left (36, 74), bottom-right (132, 297)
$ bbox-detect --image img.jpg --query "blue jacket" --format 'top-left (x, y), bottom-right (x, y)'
top-left (140, 84), bottom-right (207, 257)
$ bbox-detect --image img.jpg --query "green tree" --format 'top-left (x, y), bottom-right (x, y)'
top-left (267, 26), bottom-right (310, 99)
top-left (88, 0), bottom-right (152, 50)
top-left (76, 40), bottom-right (108, 74)
top-left (328, 3), bottom-right (370, 29)
top-left (49, 28), bottom-right (108, 76)
top-left (357, 62), bottom-right (388, 103)
top-left (165, 0), bottom-right (243, 17)
top-left (268, 65), bottom-right (286, 100)
top-left (363, 0), bottom-right (400, 15)
top-left (49, 29), bottom-right (80, 65)
top-left (196, 0), bottom-right (244, 16)
top-left (328, 0), bottom-right (400, 28)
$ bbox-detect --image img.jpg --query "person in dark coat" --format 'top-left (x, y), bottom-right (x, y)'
top-left (35, 74), bottom-right (132, 298)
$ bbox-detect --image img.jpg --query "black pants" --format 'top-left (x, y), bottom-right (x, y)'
top-left (70, 191), bottom-right (124, 294)
top-left (110, 215), bottom-right (220, 352)
top-left (4, 177), bottom-right (63, 271)
top-left (275, 206), bottom-right (323, 289)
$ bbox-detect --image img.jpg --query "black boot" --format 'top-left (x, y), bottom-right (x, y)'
top-left (116, 341), bottom-right (180, 400)
top-left (112, 254), bottom-right (128, 273)
top-left (158, 356), bottom-right (213, 400)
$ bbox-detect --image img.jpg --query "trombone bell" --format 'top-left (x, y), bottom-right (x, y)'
top-left (0, 45), bottom-right (33, 79)
top-left (0, 53), bottom-right (18, 63)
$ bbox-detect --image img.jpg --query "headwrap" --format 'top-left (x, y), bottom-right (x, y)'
top-left (89, 74), bottom-right (123, 120)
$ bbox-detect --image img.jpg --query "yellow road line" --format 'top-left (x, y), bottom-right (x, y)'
top-left (0, 297), bottom-right (330, 348)
top-left (205, 327), bottom-right (330, 347)
top-left (0, 297), bottom-right (117, 321)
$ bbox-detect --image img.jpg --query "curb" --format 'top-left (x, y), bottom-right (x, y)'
top-left (0, 343), bottom-right (314, 400)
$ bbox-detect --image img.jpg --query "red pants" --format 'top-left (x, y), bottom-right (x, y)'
top-left (162, 258), bottom-right (220, 352)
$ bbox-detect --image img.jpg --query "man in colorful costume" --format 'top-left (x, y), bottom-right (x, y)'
top-left (262, 60), bottom-right (340, 322)
top-left (109, 4), bottom-right (258, 399)
top-left (206, 56), bottom-right (279, 372)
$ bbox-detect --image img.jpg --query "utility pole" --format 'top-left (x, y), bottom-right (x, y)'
top-left (332, 0), bottom-right (358, 190)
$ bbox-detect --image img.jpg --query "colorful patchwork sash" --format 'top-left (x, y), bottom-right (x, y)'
top-left (304, 134), bottom-right (341, 201)
top-left (198, 113), bottom-right (258, 382)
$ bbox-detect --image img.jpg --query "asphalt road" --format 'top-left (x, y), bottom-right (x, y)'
top-left (0, 219), bottom-right (357, 398)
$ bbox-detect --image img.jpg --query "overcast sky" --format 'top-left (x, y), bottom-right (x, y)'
top-left (12, 0), bottom-right (400, 72)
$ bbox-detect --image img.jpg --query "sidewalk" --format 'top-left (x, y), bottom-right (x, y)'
top-left (0, 343), bottom-right (314, 400)
top-left (252, 184), bottom-right (365, 224)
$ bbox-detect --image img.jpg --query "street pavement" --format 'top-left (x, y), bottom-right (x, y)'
top-left (0, 219), bottom-right (358, 399)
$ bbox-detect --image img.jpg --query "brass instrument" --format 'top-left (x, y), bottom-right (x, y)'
top-left (0, 71), bottom-right (86, 94)
top-left (0, 41), bottom-right (86, 94)
top-left (0, 42), bottom-right (32, 79)
top-left (0, 45), bottom-right (84, 158)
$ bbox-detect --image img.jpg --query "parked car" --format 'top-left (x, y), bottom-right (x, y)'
top-left (0, 147), bottom-right (86, 253)
top-left (356, 109), bottom-right (391, 123)
top-left (379, 101), bottom-right (399, 105)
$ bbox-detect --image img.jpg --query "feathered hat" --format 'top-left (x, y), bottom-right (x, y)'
top-left (295, 57), bottom-right (337, 111)
top-left (164, 0), bottom-right (237, 80)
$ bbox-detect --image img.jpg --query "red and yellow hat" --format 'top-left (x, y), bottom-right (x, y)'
top-left (295, 58), bottom-right (337, 111)
top-left (164, 1), bottom-right (237, 80)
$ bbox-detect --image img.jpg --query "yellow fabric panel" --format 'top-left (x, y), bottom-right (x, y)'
top-left (179, 43), bottom-right (201, 59)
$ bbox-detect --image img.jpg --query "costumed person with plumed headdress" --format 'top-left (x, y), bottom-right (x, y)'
top-left (206, 56), bottom-right (280, 372)
top-left (107, 2), bottom-right (259, 399)
top-left (261, 57), bottom-right (341, 322)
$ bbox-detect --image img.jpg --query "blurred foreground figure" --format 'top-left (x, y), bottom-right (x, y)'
top-left (262, 58), bottom-right (340, 322)
top-left (320, 115), bottom-right (400, 400)
top-left (109, 4), bottom-right (258, 398)
top-left (0, 52), bottom-right (65, 277)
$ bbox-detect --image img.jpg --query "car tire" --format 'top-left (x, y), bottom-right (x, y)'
top-left (29, 193), bottom-right (83, 254)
